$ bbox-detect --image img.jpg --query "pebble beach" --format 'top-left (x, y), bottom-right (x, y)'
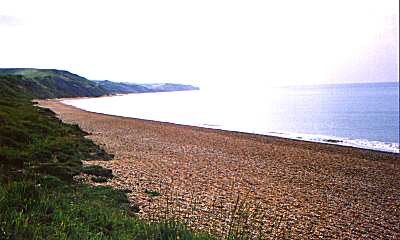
top-left (38, 99), bottom-right (399, 239)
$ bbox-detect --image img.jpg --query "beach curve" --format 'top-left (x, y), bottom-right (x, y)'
top-left (38, 99), bottom-right (399, 239)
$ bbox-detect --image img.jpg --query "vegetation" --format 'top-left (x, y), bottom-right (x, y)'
top-left (94, 80), bottom-right (200, 94)
top-left (144, 189), bottom-right (161, 198)
top-left (0, 69), bottom-right (109, 98)
top-left (0, 74), bottom-right (212, 239)
top-left (82, 165), bottom-right (113, 178)
top-left (0, 178), bottom-right (213, 239)
top-left (0, 68), bottom-right (199, 98)
top-left (0, 76), bottom-right (109, 181)
top-left (91, 176), bottom-right (110, 183)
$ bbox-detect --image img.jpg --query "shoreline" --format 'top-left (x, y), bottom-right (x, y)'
top-left (37, 99), bottom-right (399, 238)
top-left (59, 96), bottom-right (399, 154)
top-left (58, 97), bottom-right (399, 155)
top-left (52, 89), bottom-right (201, 101)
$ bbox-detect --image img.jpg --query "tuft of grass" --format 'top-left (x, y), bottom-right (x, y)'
top-left (82, 165), bottom-right (113, 178)
top-left (144, 189), bottom-right (161, 197)
top-left (91, 176), bottom-right (109, 183)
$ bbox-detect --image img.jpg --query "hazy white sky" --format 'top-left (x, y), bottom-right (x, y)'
top-left (0, 0), bottom-right (398, 88)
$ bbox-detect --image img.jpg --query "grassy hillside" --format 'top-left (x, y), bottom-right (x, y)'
top-left (93, 80), bottom-right (151, 94)
top-left (0, 82), bottom-right (108, 181)
top-left (0, 68), bottom-right (200, 99)
top-left (0, 68), bottom-right (110, 98)
top-left (0, 74), bottom-right (212, 239)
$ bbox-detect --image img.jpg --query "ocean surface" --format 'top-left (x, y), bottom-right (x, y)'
top-left (63, 82), bottom-right (399, 153)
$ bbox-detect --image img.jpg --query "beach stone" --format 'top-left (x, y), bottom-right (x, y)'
top-left (37, 99), bottom-right (400, 239)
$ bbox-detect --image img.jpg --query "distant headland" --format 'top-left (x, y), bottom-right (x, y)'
top-left (0, 68), bottom-right (199, 99)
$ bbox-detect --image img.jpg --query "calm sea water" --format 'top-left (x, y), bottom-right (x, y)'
top-left (63, 82), bottom-right (399, 153)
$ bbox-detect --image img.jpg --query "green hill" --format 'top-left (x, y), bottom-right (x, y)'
top-left (0, 68), bottom-right (199, 100)
top-left (0, 75), bottom-right (111, 181)
top-left (0, 68), bottom-right (110, 98)
top-left (93, 80), bottom-right (151, 94)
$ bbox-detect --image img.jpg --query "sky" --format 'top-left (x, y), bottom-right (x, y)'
top-left (0, 0), bottom-right (398, 89)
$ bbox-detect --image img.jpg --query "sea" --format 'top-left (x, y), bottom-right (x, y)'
top-left (63, 82), bottom-right (399, 153)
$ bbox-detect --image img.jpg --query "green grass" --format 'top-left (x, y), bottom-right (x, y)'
top-left (0, 69), bottom-right (109, 98)
top-left (0, 93), bottom-right (104, 181)
top-left (91, 176), bottom-right (110, 183)
top-left (0, 177), bottom-right (214, 239)
top-left (16, 69), bottom-right (58, 78)
top-left (144, 189), bottom-right (161, 197)
top-left (82, 165), bottom-right (113, 178)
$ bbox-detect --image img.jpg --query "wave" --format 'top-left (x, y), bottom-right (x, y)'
top-left (263, 131), bottom-right (399, 153)
top-left (198, 124), bottom-right (399, 153)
